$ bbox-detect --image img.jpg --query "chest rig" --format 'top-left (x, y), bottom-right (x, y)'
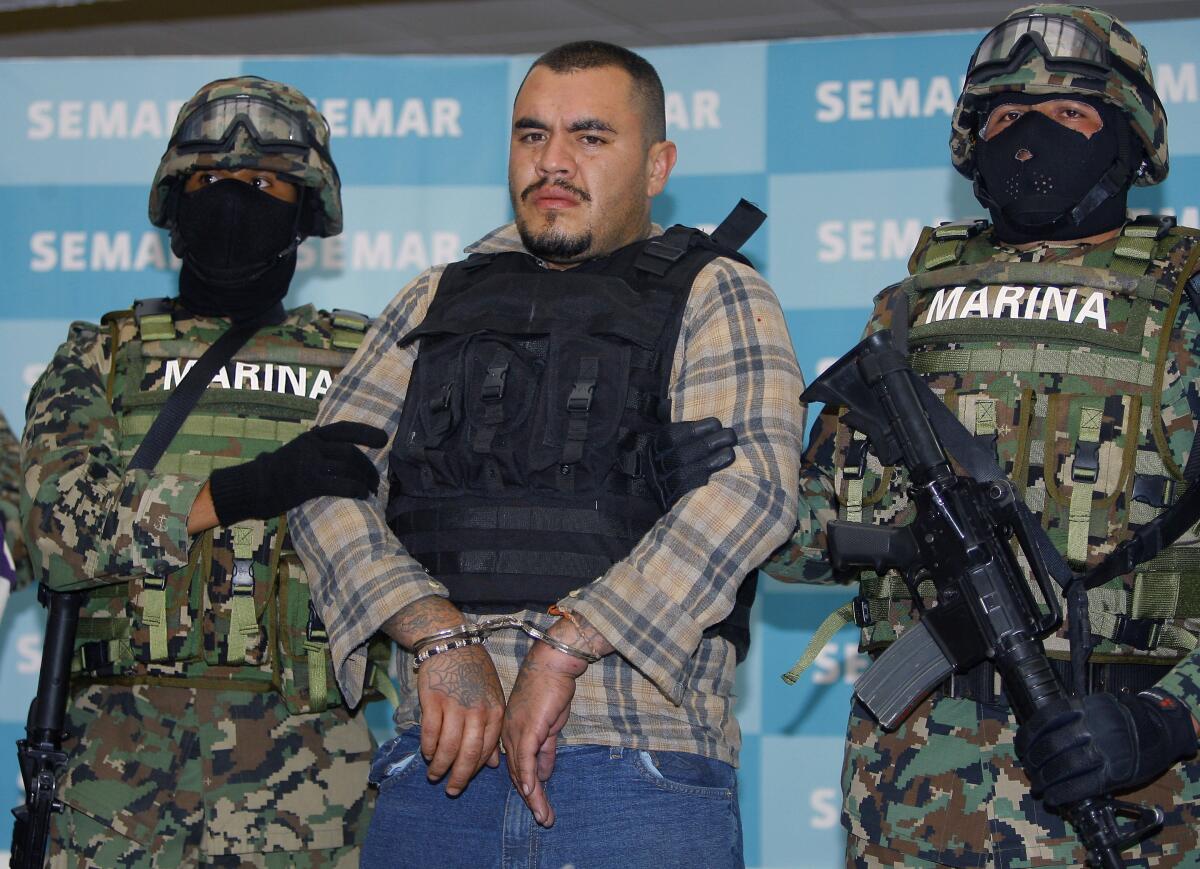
top-left (837, 216), bottom-right (1200, 666)
top-left (387, 215), bottom-right (761, 660)
top-left (76, 299), bottom-right (389, 713)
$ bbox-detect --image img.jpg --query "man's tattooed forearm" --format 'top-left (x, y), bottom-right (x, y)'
top-left (384, 595), bottom-right (466, 649)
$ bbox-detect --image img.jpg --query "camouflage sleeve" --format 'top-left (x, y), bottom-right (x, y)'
top-left (21, 322), bottom-right (204, 591)
top-left (761, 405), bottom-right (841, 585)
top-left (1156, 648), bottom-right (1200, 727)
top-left (761, 287), bottom-right (898, 586)
top-left (0, 410), bottom-right (31, 591)
top-left (1155, 269), bottom-right (1200, 723)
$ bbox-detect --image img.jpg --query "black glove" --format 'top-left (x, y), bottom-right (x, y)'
top-left (1014, 687), bottom-right (1197, 808)
top-left (209, 421), bottom-right (388, 526)
top-left (647, 417), bottom-right (737, 509)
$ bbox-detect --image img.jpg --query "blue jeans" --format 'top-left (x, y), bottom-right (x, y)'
top-left (362, 727), bottom-right (743, 869)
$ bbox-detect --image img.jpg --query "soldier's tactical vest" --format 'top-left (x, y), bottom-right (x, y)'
top-left (839, 216), bottom-right (1200, 666)
top-left (75, 299), bottom-right (392, 713)
top-left (386, 230), bottom-right (757, 660)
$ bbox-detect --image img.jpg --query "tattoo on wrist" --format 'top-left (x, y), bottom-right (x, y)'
top-left (385, 596), bottom-right (464, 650)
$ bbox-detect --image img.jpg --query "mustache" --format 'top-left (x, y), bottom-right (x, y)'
top-left (520, 178), bottom-right (592, 203)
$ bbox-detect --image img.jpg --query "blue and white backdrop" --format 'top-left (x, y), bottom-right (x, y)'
top-left (2, 18), bottom-right (1200, 866)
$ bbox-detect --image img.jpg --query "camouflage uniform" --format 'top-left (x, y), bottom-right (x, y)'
top-left (20, 77), bottom-right (377, 867)
top-left (767, 7), bottom-right (1200, 868)
top-left (1, 409), bottom-right (31, 591)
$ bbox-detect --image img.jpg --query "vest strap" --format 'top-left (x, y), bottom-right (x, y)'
top-left (305, 603), bottom-right (330, 712)
top-left (634, 227), bottom-right (693, 277)
top-left (709, 199), bottom-right (766, 252)
top-left (141, 576), bottom-right (169, 662)
top-left (330, 308), bottom-right (371, 350)
top-left (134, 297), bottom-right (176, 342)
top-left (921, 220), bottom-right (988, 271)
top-left (369, 661), bottom-right (401, 707)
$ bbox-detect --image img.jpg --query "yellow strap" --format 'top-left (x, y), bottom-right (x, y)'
top-left (1067, 406), bottom-right (1102, 565)
top-left (332, 328), bottom-right (365, 350)
top-left (304, 640), bottom-right (329, 711)
top-left (228, 593), bottom-right (257, 663)
top-left (142, 584), bottom-right (168, 661)
top-left (232, 526), bottom-right (256, 560)
top-left (845, 479), bottom-right (864, 523)
top-left (923, 239), bottom-right (961, 270)
top-left (138, 313), bottom-right (175, 342)
top-left (974, 398), bottom-right (996, 437)
top-left (782, 601), bottom-right (856, 685)
top-left (372, 665), bottom-right (401, 707)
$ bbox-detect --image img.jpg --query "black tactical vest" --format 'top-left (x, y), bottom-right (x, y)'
top-left (387, 223), bottom-right (759, 660)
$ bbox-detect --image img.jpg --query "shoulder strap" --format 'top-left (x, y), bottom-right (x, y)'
top-left (634, 199), bottom-right (765, 277)
top-left (709, 198), bottom-right (766, 252)
top-left (329, 308), bottom-right (372, 351)
top-left (126, 304), bottom-right (286, 473)
top-left (132, 297), bottom-right (176, 342)
top-left (916, 219), bottom-right (989, 272)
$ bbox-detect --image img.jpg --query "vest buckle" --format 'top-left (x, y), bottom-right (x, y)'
top-left (307, 601), bottom-right (329, 642)
top-left (567, 381), bottom-right (595, 413)
top-left (1071, 441), bottom-right (1100, 483)
top-left (842, 438), bottom-right (869, 481)
top-left (852, 595), bottom-right (874, 628)
top-left (1110, 614), bottom-right (1164, 651)
top-left (231, 559), bottom-right (255, 594)
top-left (482, 362), bottom-right (509, 401)
top-left (1132, 473), bottom-right (1176, 509)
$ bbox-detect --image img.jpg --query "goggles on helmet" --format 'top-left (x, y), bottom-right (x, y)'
top-left (171, 95), bottom-right (328, 155)
top-left (966, 13), bottom-right (1161, 115)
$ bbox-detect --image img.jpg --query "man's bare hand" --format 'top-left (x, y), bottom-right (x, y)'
top-left (384, 597), bottom-right (505, 796)
top-left (417, 644), bottom-right (504, 796)
top-left (502, 612), bottom-right (614, 827)
top-left (502, 643), bottom-right (581, 827)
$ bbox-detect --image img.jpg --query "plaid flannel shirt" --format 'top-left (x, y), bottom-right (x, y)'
top-left (290, 223), bottom-right (803, 764)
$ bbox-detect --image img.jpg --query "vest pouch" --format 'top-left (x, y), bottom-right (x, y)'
top-left (1038, 392), bottom-right (1138, 568)
top-left (393, 331), bottom-right (471, 492)
top-left (529, 331), bottom-right (636, 493)
top-left (460, 333), bottom-right (545, 490)
top-left (274, 551), bottom-right (342, 713)
top-left (126, 538), bottom-right (207, 666)
top-left (202, 520), bottom-right (278, 668)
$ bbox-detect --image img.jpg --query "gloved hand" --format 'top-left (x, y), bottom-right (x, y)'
top-left (1014, 688), bottom-right (1197, 808)
top-left (209, 421), bottom-right (388, 526)
top-left (647, 417), bottom-right (737, 509)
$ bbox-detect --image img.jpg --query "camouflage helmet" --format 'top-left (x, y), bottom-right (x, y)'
top-left (950, 4), bottom-right (1168, 186)
top-left (149, 76), bottom-right (342, 236)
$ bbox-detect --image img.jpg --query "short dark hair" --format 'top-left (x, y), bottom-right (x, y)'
top-left (528, 41), bottom-right (666, 143)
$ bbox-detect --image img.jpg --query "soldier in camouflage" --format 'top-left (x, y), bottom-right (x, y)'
top-left (21, 76), bottom-right (388, 867)
top-left (766, 6), bottom-right (1200, 867)
top-left (1, 410), bottom-right (30, 613)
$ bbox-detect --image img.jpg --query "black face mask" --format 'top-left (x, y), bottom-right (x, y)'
top-left (174, 180), bottom-right (302, 322)
top-left (975, 103), bottom-right (1129, 243)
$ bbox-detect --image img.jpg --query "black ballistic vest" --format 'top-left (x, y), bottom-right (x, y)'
top-left (387, 223), bottom-right (759, 660)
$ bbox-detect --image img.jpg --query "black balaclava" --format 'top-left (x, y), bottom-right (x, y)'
top-left (174, 179), bottom-right (303, 322)
top-left (974, 94), bottom-right (1136, 244)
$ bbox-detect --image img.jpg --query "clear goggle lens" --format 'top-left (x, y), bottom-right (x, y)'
top-left (174, 96), bottom-right (311, 149)
top-left (970, 15), bottom-right (1108, 74)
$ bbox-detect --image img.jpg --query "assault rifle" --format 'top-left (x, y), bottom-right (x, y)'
top-left (803, 330), bottom-right (1163, 869)
top-left (11, 586), bottom-right (84, 868)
